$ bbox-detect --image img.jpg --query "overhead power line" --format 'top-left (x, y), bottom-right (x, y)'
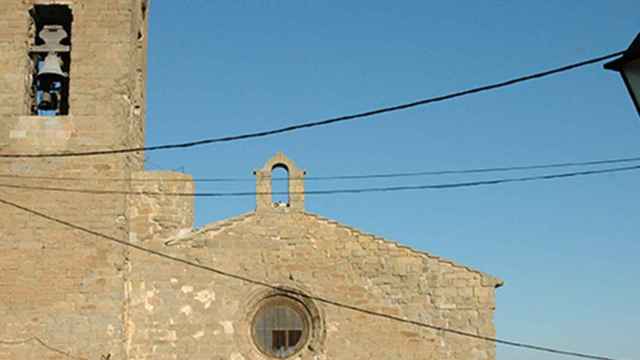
top-left (0, 196), bottom-right (619, 360)
top-left (1, 164), bottom-right (638, 197)
top-left (2, 155), bottom-right (640, 183)
top-left (0, 51), bottom-right (624, 159)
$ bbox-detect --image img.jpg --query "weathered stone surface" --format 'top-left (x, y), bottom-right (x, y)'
top-left (0, 1), bottom-right (148, 359)
top-left (122, 153), bottom-right (501, 360)
top-left (0, 2), bottom-right (501, 359)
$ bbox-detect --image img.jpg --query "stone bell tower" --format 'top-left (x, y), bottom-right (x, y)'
top-left (0, 1), bottom-right (149, 359)
top-left (0, 0), bottom-right (148, 166)
top-left (254, 152), bottom-right (306, 212)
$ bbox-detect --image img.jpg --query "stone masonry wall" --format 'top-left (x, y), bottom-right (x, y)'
top-left (0, 1), bottom-right (148, 359)
top-left (124, 208), bottom-right (499, 360)
top-left (127, 171), bottom-right (195, 245)
top-left (0, 1), bottom-right (500, 358)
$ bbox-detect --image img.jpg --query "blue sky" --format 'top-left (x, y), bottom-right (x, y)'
top-left (145, 2), bottom-right (639, 359)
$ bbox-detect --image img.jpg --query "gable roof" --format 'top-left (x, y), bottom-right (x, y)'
top-left (165, 210), bottom-right (503, 288)
top-left (163, 211), bottom-right (255, 248)
top-left (304, 212), bottom-right (503, 288)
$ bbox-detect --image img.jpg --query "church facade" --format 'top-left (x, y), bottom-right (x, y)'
top-left (0, 1), bottom-right (502, 359)
top-left (125, 153), bottom-right (503, 360)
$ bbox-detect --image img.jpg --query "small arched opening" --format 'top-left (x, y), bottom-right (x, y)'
top-left (271, 164), bottom-right (289, 207)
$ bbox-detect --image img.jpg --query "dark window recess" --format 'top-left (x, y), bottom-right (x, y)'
top-left (288, 330), bottom-right (302, 346)
top-left (28, 5), bottom-right (72, 116)
top-left (272, 330), bottom-right (287, 351)
top-left (253, 302), bottom-right (308, 358)
top-left (271, 330), bottom-right (302, 355)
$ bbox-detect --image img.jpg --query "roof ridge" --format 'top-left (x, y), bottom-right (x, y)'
top-left (164, 211), bottom-right (256, 247)
top-left (303, 212), bottom-right (503, 287)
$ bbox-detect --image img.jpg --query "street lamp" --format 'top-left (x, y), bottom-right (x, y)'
top-left (604, 33), bottom-right (640, 117)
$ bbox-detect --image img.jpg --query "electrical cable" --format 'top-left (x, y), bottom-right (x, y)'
top-left (1, 164), bottom-right (638, 197)
top-left (0, 196), bottom-right (620, 360)
top-left (0, 51), bottom-right (624, 159)
top-left (1, 155), bottom-right (640, 183)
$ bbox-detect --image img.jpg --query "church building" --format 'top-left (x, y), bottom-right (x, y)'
top-left (0, 1), bottom-right (502, 359)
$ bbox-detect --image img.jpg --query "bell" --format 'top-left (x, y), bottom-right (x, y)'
top-left (36, 52), bottom-right (67, 112)
top-left (36, 52), bottom-right (67, 87)
top-left (38, 91), bottom-right (59, 111)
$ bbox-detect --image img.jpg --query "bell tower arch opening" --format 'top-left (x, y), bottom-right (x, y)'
top-left (28, 5), bottom-right (73, 116)
top-left (271, 164), bottom-right (290, 207)
top-left (1, 0), bottom-right (149, 167)
top-left (255, 153), bottom-right (306, 212)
